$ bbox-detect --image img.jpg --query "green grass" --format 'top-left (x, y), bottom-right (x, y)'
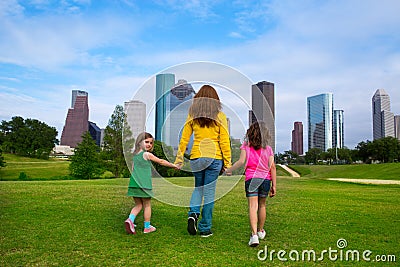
top-left (289, 163), bottom-right (400, 180)
top-left (1, 176), bottom-right (399, 266)
top-left (276, 165), bottom-right (291, 176)
top-left (0, 154), bottom-right (70, 180)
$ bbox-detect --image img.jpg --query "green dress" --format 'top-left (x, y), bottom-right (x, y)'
top-left (127, 151), bottom-right (153, 198)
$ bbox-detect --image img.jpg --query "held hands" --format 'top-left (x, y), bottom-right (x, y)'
top-left (225, 168), bottom-right (232, 176)
top-left (171, 164), bottom-right (178, 170)
top-left (175, 163), bottom-right (183, 170)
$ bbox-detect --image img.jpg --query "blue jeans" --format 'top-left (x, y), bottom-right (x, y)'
top-left (189, 158), bottom-right (223, 232)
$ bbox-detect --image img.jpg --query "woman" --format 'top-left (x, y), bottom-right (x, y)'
top-left (175, 85), bottom-right (231, 237)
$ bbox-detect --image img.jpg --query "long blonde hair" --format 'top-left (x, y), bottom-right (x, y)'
top-left (188, 85), bottom-right (221, 128)
top-left (133, 132), bottom-right (154, 155)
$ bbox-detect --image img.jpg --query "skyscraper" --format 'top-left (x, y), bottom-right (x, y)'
top-left (124, 100), bottom-right (146, 140)
top-left (372, 89), bottom-right (394, 140)
top-left (60, 90), bottom-right (89, 148)
top-left (155, 73), bottom-right (175, 141)
top-left (395, 115), bottom-right (400, 141)
top-left (333, 110), bottom-right (344, 148)
top-left (250, 81), bottom-right (275, 151)
top-left (291, 121), bottom-right (303, 155)
top-left (163, 79), bottom-right (195, 150)
top-left (307, 93), bottom-right (333, 152)
top-left (89, 121), bottom-right (102, 146)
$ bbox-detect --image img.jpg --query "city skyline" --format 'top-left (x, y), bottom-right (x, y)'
top-left (1, 1), bottom-right (399, 153)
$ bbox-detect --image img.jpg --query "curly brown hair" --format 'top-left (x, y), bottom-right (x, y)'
top-left (188, 85), bottom-right (221, 128)
top-left (244, 121), bottom-right (271, 150)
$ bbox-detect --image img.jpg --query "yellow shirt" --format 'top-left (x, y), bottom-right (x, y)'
top-left (175, 111), bottom-right (232, 168)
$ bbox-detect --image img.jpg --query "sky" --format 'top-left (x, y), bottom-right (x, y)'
top-left (0, 0), bottom-right (399, 153)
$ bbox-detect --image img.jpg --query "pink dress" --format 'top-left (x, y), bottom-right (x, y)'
top-left (240, 143), bottom-right (274, 181)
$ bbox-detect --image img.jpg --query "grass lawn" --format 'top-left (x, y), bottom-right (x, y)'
top-left (289, 163), bottom-right (400, 180)
top-left (1, 176), bottom-right (399, 266)
top-left (0, 154), bottom-right (70, 180)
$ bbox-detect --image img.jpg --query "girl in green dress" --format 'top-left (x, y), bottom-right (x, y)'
top-left (125, 132), bottom-right (178, 234)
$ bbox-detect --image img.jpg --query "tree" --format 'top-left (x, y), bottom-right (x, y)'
top-left (69, 132), bottom-right (103, 179)
top-left (337, 147), bottom-right (353, 163)
top-left (0, 116), bottom-right (58, 159)
top-left (276, 150), bottom-right (303, 165)
top-left (0, 147), bottom-right (5, 168)
top-left (230, 138), bottom-right (244, 175)
top-left (305, 148), bottom-right (322, 164)
top-left (373, 137), bottom-right (400, 163)
top-left (355, 137), bottom-right (400, 163)
top-left (151, 140), bottom-right (191, 177)
top-left (355, 140), bottom-right (373, 163)
top-left (101, 105), bottom-right (134, 178)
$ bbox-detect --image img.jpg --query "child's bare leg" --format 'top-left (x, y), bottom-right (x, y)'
top-left (257, 197), bottom-right (267, 231)
top-left (142, 198), bottom-right (152, 222)
top-left (247, 196), bottom-right (259, 235)
top-left (131, 197), bottom-right (143, 215)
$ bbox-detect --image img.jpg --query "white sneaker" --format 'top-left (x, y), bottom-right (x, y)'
top-left (248, 234), bottom-right (259, 247)
top-left (257, 229), bottom-right (266, 240)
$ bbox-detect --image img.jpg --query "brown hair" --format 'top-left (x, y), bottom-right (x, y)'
top-left (245, 121), bottom-right (271, 150)
top-left (188, 85), bottom-right (222, 128)
top-left (133, 132), bottom-right (154, 155)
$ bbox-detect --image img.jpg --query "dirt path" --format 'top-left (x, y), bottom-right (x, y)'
top-left (328, 178), bottom-right (400, 185)
top-left (278, 164), bottom-right (300, 177)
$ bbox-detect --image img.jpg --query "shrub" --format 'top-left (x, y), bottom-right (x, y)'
top-left (99, 171), bottom-right (115, 179)
top-left (18, 172), bottom-right (28, 180)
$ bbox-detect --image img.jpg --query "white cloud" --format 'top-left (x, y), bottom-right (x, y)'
top-left (0, 0), bottom-right (24, 16)
top-left (154, 0), bottom-right (221, 19)
top-left (0, 8), bottom-right (142, 70)
top-left (228, 32), bottom-right (244, 39)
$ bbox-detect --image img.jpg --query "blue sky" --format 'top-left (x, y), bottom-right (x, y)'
top-left (1, 0), bottom-right (399, 153)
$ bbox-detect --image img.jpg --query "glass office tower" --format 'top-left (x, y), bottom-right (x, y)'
top-left (307, 93), bottom-right (333, 151)
top-left (333, 110), bottom-right (344, 149)
top-left (155, 75), bottom-right (195, 151)
top-left (155, 73), bottom-right (175, 141)
top-left (164, 80), bottom-right (196, 150)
